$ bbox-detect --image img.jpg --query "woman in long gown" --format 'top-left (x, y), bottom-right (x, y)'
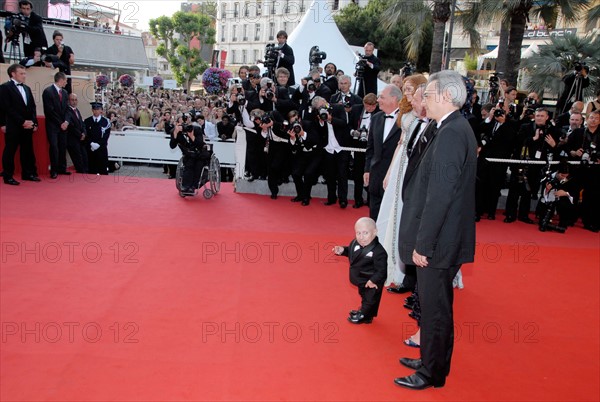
top-left (376, 74), bottom-right (428, 287)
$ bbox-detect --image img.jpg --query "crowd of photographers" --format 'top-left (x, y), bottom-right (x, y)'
top-left (473, 83), bottom-right (599, 233)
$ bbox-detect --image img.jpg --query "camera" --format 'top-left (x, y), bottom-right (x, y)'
top-left (305, 79), bottom-right (317, 92)
top-left (309, 45), bottom-right (327, 69)
top-left (4, 12), bottom-right (29, 42)
top-left (342, 95), bottom-right (352, 108)
top-left (355, 53), bottom-right (368, 78)
top-left (581, 142), bottom-right (598, 164)
top-left (264, 43), bottom-right (283, 69)
top-left (292, 122), bottom-right (302, 134)
top-left (494, 108), bottom-right (505, 118)
top-left (488, 72), bottom-right (501, 89)
top-left (265, 82), bottom-right (275, 100)
top-left (574, 61), bottom-right (584, 72)
top-left (497, 97), bottom-right (505, 108)
top-left (181, 113), bottom-right (189, 123)
top-left (184, 124), bottom-right (195, 132)
top-left (351, 127), bottom-right (368, 142)
top-left (260, 114), bottom-right (272, 125)
top-left (318, 107), bottom-right (330, 121)
top-left (400, 62), bottom-right (414, 77)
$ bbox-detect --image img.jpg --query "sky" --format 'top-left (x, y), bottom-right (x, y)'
top-left (94, 1), bottom-right (184, 30)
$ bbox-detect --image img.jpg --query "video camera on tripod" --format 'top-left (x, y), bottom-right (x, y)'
top-left (308, 45), bottom-right (327, 70)
top-left (263, 43), bottom-right (283, 78)
top-left (2, 11), bottom-right (29, 43)
top-left (354, 53), bottom-right (369, 78)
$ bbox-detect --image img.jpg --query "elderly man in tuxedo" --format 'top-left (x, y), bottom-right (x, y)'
top-left (0, 63), bottom-right (40, 185)
top-left (364, 84), bottom-right (402, 220)
top-left (43, 72), bottom-right (70, 178)
top-left (65, 93), bottom-right (88, 173)
top-left (395, 70), bottom-right (477, 390)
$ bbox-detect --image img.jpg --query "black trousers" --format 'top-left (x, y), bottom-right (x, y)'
top-left (402, 264), bottom-right (417, 290)
top-left (47, 127), bottom-right (68, 174)
top-left (182, 155), bottom-right (207, 189)
top-left (267, 142), bottom-right (290, 196)
top-left (352, 152), bottom-right (367, 203)
top-left (416, 264), bottom-right (461, 386)
top-left (505, 178), bottom-right (531, 219)
top-left (87, 146), bottom-right (108, 175)
top-left (368, 191), bottom-right (383, 220)
top-left (2, 128), bottom-right (38, 179)
top-left (324, 150), bottom-right (349, 203)
top-left (66, 135), bottom-right (88, 173)
top-left (476, 161), bottom-right (506, 217)
top-left (358, 283), bottom-right (384, 318)
top-left (291, 151), bottom-right (321, 201)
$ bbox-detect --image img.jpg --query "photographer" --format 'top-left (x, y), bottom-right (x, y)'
top-left (272, 67), bottom-right (297, 116)
top-left (518, 92), bottom-right (542, 128)
top-left (275, 31), bottom-right (295, 86)
top-left (556, 111), bottom-right (583, 158)
top-left (505, 108), bottom-right (560, 223)
top-left (216, 114), bottom-right (236, 141)
top-left (262, 110), bottom-right (290, 199)
top-left (6, 0), bottom-right (48, 58)
top-left (476, 105), bottom-right (517, 221)
top-left (556, 63), bottom-right (590, 115)
top-left (292, 70), bottom-right (332, 118)
top-left (330, 75), bottom-right (363, 112)
top-left (19, 47), bottom-right (44, 67)
top-left (226, 84), bottom-right (257, 126)
top-left (566, 110), bottom-right (599, 232)
top-left (355, 42), bottom-right (381, 98)
top-left (45, 31), bottom-right (75, 93)
top-left (288, 110), bottom-right (321, 206)
top-left (536, 162), bottom-right (578, 232)
top-left (554, 101), bottom-right (584, 130)
top-left (322, 63), bottom-right (338, 93)
top-left (498, 86), bottom-right (520, 121)
top-left (169, 118), bottom-right (210, 194)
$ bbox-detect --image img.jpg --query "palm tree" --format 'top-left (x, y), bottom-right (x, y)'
top-left (381, 0), bottom-right (451, 72)
top-left (520, 34), bottom-right (599, 99)
top-left (459, 0), bottom-right (591, 85)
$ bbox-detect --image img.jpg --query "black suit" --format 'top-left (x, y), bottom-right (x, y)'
top-left (84, 115), bottom-right (111, 174)
top-left (277, 43), bottom-right (296, 86)
top-left (42, 85), bottom-right (69, 174)
top-left (340, 237), bottom-right (387, 319)
top-left (322, 75), bottom-right (338, 93)
top-left (19, 12), bottom-right (48, 58)
top-left (290, 121), bottom-right (321, 202)
top-left (399, 110), bottom-right (477, 387)
top-left (321, 117), bottom-right (351, 204)
top-left (0, 80), bottom-right (39, 180)
top-left (348, 104), bottom-right (378, 204)
top-left (364, 111), bottom-right (401, 219)
top-left (65, 106), bottom-right (88, 173)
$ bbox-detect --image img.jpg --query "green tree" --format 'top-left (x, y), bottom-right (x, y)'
top-left (149, 11), bottom-right (216, 91)
top-left (520, 34), bottom-right (599, 98)
top-left (458, 0), bottom-right (591, 86)
top-left (335, 0), bottom-right (433, 72)
top-left (381, 0), bottom-right (450, 73)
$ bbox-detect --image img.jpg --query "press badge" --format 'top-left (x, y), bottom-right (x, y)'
top-left (535, 150), bottom-right (542, 159)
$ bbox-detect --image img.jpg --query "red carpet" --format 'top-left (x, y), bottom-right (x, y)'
top-left (1, 176), bottom-right (599, 401)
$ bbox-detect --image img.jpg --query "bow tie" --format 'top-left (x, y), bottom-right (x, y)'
top-left (363, 111), bottom-right (370, 116)
top-left (385, 115), bottom-right (395, 119)
top-left (16, 83), bottom-right (23, 87)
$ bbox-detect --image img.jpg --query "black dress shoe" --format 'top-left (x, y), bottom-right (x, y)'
top-left (403, 303), bottom-right (414, 310)
top-left (301, 199), bottom-right (310, 206)
top-left (504, 217), bottom-right (516, 223)
top-left (270, 194), bottom-right (277, 199)
top-left (352, 202), bottom-right (364, 209)
top-left (291, 196), bottom-right (302, 202)
top-left (324, 199), bottom-right (337, 206)
top-left (50, 172), bottom-right (58, 179)
top-left (340, 201), bottom-right (347, 209)
top-left (519, 217), bottom-right (535, 224)
top-left (349, 309), bottom-right (361, 317)
top-left (58, 171), bottom-right (72, 175)
top-left (387, 285), bottom-right (414, 294)
top-left (394, 374), bottom-right (437, 390)
top-left (4, 177), bottom-right (20, 185)
top-left (475, 215), bottom-right (481, 222)
top-left (399, 357), bottom-right (423, 370)
top-left (408, 311), bottom-right (418, 320)
top-left (22, 175), bottom-right (41, 182)
top-left (348, 313), bottom-right (372, 324)
top-left (405, 296), bottom-right (415, 304)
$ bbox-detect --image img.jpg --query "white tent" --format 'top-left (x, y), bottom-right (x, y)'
top-left (477, 43), bottom-right (540, 69)
top-left (288, 0), bottom-right (387, 93)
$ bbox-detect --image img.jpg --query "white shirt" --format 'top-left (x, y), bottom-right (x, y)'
top-left (436, 110), bottom-right (455, 129)
top-left (324, 122), bottom-right (342, 154)
top-left (12, 79), bottom-right (27, 105)
top-left (383, 108), bottom-right (399, 142)
top-left (413, 118), bottom-right (429, 143)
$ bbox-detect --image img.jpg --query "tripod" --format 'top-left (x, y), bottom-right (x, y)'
top-left (560, 74), bottom-right (584, 115)
top-left (353, 74), bottom-right (365, 98)
top-left (6, 39), bottom-right (22, 63)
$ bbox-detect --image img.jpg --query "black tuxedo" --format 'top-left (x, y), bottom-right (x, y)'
top-left (84, 115), bottom-right (111, 174)
top-left (320, 117), bottom-right (351, 204)
top-left (65, 106), bottom-right (88, 173)
top-left (330, 91), bottom-right (362, 109)
top-left (348, 104), bottom-right (378, 203)
top-left (290, 120), bottom-right (322, 203)
top-left (277, 43), bottom-right (296, 86)
top-left (476, 119), bottom-right (517, 217)
top-left (399, 110), bottom-right (477, 387)
top-left (322, 75), bottom-right (338, 93)
top-left (340, 237), bottom-right (387, 319)
top-left (0, 80), bottom-right (39, 180)
top-left (42, 85), bottom-right (69, 174)
top-left (365, 111), bottom-right (401, 219)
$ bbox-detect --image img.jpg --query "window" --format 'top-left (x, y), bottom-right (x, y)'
top-left (221, 24), bottom-right (226, 42)
top-left (255, 23), bottom-right (261, 41)
top-left (221, 3), bottom-right (226, 18)
top-left (231, 49), bottom-right (237, 64)
top-left (244, 2), bottom-right (249, 16)
top-left (243, 24), bottom-right (248, 41)
top-left (283, 22), bottom-right (288, 33)
top-left (242, 49), bottom-right (247, 64)
top-left (234, 2), bottom-right (239, 17)
top-left (232, 25), bottom-right (238, 41)
top-left (253, 49), bottom-right (259, 63)
top-left (333, 0), bottom-right (339, 10)
top-left (268, 22), bottom-right (275, 40)
top-left (300, 0), bottom-right (305, 12)
top-left (271, 1), bottom-right (276, 14)
top-left (284, 0), bottom-right (289, 13)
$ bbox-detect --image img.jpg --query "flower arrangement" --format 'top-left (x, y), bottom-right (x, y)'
top-left (119, 74), bottom-right (135, 87)
top-left (153, 75), bottom-right (164, 88)
top-left (96, 74), bottom-right (109, 88)
top-left (202, 68), bottom-right (232, 95)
